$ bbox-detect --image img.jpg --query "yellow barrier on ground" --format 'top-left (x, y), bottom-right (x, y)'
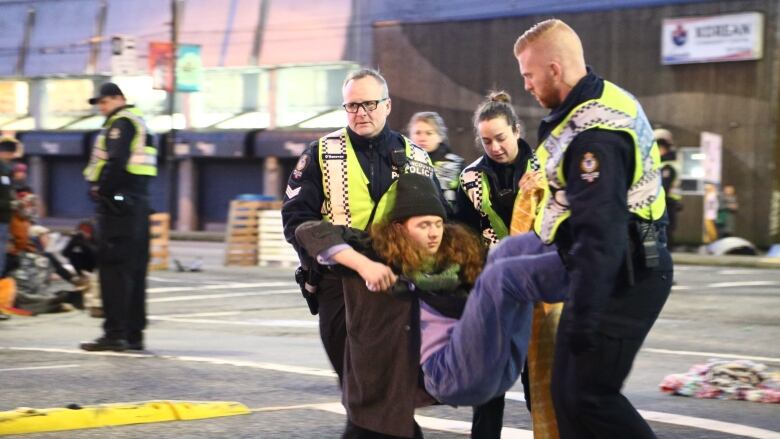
top-left (0, 400), bottom-right (250, 435)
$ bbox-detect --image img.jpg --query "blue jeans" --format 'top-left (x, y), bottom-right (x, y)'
top-left (422, 232), bottom-right (569, 406)
top-left (0, 222), bottom-right (8, 276)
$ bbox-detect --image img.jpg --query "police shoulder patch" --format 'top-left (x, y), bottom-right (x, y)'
top-left (579, 152), bottom-right (600, 183)
top-left (292, 154), bottom-right (310, 180)
top-left (108, 128), bottom-right (121, 140)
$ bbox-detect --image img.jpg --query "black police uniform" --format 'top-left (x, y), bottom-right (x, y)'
top-left (282, 124), bottom-right (448, 384)
top-left (541, 71), bottom-right (673, 439)
top-left (87, 105), bottom-right (152, 350)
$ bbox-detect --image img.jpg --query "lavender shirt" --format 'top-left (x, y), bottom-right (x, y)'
top-left (419, 301), bottom-right (458, 364)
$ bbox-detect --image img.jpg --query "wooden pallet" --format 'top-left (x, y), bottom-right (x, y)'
top-left (257, 209), bottom-right (299, 267)
top-left (224, 200), bottom-right (282, 266)
top-left (149, 212), bottom-right (170, 271)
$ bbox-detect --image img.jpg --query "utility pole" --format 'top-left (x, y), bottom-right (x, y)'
top-left (166, 0), bottom-right (179, 221)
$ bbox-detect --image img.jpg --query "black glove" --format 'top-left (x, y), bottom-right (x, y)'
top-left (568, 325), bottom-right (598, 356)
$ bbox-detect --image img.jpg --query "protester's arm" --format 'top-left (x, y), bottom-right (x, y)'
top-left (562, 130), bottom-right (632, 354)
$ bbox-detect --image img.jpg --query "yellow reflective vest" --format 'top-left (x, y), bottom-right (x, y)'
top-left (83, 107), bottom-right (157, 183)
top-left (459, 154), bottom-right (539, 247)
top-left (533, 81), bottom-right (667, 243)
top-left (318, 128), bottom-right (433, 230)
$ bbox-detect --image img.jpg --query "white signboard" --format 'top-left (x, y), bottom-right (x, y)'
top-left (661, 12), bottom-right (763, 65)
top-left (700, 131), bottom-right (722, 185)
top-left (111, 35), bottom-right (138, 75)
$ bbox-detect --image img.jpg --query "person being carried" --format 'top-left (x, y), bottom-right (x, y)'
top-left (295, 173), bottom-right (569, 430)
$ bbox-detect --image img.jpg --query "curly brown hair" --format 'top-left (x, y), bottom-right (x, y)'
top-left (370, 221), bottom-right (486, 287)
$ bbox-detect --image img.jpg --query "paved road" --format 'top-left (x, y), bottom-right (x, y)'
top-left (1, 241), bottom-right (778, 438)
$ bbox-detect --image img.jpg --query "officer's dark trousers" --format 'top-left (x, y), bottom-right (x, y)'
top-left (471, 393), bottom-right (505, 438)
top-left (96, 198), bottom-right (150, 343)
top-left (551, 250), bottom-right (673, 439)
top-left (318, 273), bottom-right (347, 383)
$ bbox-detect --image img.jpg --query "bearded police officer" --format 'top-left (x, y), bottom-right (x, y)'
top-left (282, 68), bottom-right (447, 437)
top-left (80, 82), bottom-right (156, 352)
top-left (514, 20), bottom-right (672, 438)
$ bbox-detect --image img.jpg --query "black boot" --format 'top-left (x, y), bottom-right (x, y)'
top-left (79, 337), bottom-right (128, 352)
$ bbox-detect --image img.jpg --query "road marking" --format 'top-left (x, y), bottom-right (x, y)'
top-left (503, 394), bottom-right (780, 439)
top-left (704, 281), bottom-right (779, 289)
top-left (151, 311), bottom-right (242, 318)
top-left (638, 410), bottom-right (780, 439)
top-left (0, 364), bottom-right (80, 372)
top-left (717, 269), bottom-right (761, 275)
top-left (5, 347), bottom-right (777, 437)
top-left (147, 282), bottom-right (294, 294)
top-left (671, 285), bottom-right (692, 291)
top-left (643, 348), bottom-right (780, 365)
top-left (2, 347), bottom-right (336, 378)
top-left (504, 391), bottom-right (526, 402)
top-left (312, 402), bottom-right (534, 438)
top-left (150, 316), bottom-right (317, 328)
top-left (148, 289), bottom-right (299, 303)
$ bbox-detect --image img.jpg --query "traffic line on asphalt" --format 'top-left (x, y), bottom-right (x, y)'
top-left (704, 280), bottom-right (779, 289)
top-left (642, 348), bottom-right (780, 365)
top-left (1, 347), bottom-right (337, 378)
top-left (310, 402), bottom-right (534, 438)
top-left (637, 410), bottom-right (780, 439)
top-left (503, 394), bottom-right (780, 439)
top-left (149, 316), bottom-right (318, 328)
top-left (147, 281), bottom-right (294, 294)
top-left (148, 289), bottom-right (299, 303)
top-left (152, 311), bottom-right (242, 318)
top-left (5, 347), bottom-right (777, 437)
top-left (0, 364), bottom-right (80, 373)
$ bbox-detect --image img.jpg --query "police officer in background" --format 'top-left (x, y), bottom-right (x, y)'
top-left (282, 68), bottom-right (446, 438)
top-left (515, 20), bottom-right (672, 438)
top-left (654, 128), bottom-right (682, 249)
top-left (407, 111), bottom-right (464, 210)
top-left (80, 82), bottom-right (157, 352)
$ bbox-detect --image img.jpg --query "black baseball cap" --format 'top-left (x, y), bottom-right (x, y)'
top-left (88, 82), bottom-right (124, 105)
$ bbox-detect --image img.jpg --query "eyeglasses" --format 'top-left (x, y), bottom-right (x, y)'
top-left (342, 98), bottom-right (388, 113)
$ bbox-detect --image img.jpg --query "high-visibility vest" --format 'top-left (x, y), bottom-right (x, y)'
top-left (318, 128), bottom-right (434, 229)
top-left (83, 107), bottom-right (157, 182)
top-left (432, 153), bottom-right (464, 204)
top-left (460, 154), bottom-right (540, 247)
top-left (533, 80), bottom-right (666, 243)
top-left (660, 159), bottom-right (683, 201)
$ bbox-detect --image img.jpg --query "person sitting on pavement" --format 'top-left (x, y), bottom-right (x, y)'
top-left (9, 225), bottom-right (86, 314)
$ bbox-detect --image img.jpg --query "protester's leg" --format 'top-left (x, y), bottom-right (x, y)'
top-left (423, 250), bottom-right (568, 405)
top-left (471, 393), bottom-right (505, 439)
top-left (486, 232), bottom-right (554, 265)
top-left (318, 275), bottom-right (347, 383)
